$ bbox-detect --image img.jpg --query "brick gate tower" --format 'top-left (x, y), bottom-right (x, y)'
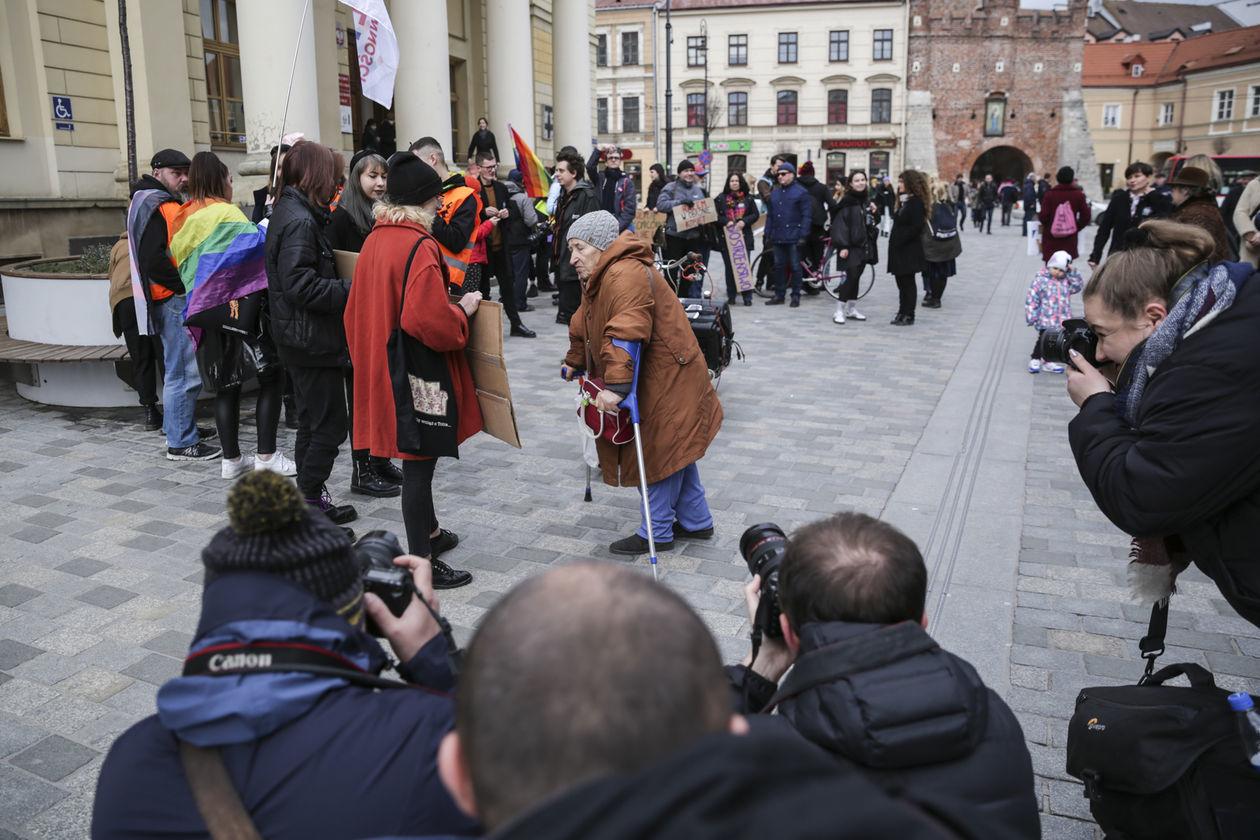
top-left (905, 0), bottom-right (1101, 199)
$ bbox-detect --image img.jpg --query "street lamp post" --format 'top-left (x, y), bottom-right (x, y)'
top-left (700, 19), bottom-right (708, 156)
top-left (664, 0), bottom-right (672, 172)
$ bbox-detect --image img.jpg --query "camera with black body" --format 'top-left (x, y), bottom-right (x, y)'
top-left (356, 530), bottom-right (413, 637)
top-left (527, 220), bottom-right (553, 249)
top-left (1037, 318), bottom-right (1099, 371)
top-left (740, 523), bottom-right (787, 640)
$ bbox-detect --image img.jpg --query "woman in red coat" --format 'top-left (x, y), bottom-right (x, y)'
top-left (344, 154), bottom-right (483, 589)
top-left (1037, 166), bottom-right (1092, 263)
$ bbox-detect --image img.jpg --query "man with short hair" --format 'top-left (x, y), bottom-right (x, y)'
top-left (729, 512), bottom-right (1040, 840)
top-left (655, 159), bottom-right (709, 287)
top-left (1021, 173), bottom-right (1039, 236)
top-left (409, 137), bottom-right (483, 291)
top-left (1088, 161), bottom-right (1171, 269)
top-left (763, 161), bottom-right (812, 307)
top-left (587, 143), bottom-right (637, 232)
top-left (998, 177), bottom-right (1020, 226)
top-left (549, 148), bottom-right (598, 324)
top-left (477, 152), bottom-right (535, 337)
top-left (977, 173), bottom-right (999, 234)
top-left (1038, 172), bottom-right (1051, 201)
top-left (127, 148), bottom-right (221, 461)
top-left (953, 174), bottom-right (968, 229)
top-left (433, 561), bottom-right (980, 839)
top-left (1151, 169), bottom-right (1171, 198)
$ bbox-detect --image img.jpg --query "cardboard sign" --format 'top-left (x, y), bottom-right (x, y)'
top-left (461, 300), bottom-right (522, 449)
top-left (672, 197), bottom-right (718, 231)
top-left (723, 224), bottom-right (754, 292)
top-left (633, 209), bottom-right (667, 243)
top-left (334, 249), bottom-right (358, 282)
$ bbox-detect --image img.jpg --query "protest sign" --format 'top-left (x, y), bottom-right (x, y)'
top-left (723, 225), bottom-right (754, 292)
top-left (672, 197), bottom-right (718, 231)
top-left (633, 209), bottom-right (667, 243)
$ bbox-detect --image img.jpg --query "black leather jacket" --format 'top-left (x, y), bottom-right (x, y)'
top-left (264, 186), bottom-right (351, 367)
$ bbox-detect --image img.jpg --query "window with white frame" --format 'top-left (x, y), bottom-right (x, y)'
top-left (1159, 102), bottom-right (1174, 126)
top-left (873, 29), bottom-right (893, 61)
top-left (622, 96), bottom-right (639, 132)
top-left (1251, 85), bottom-right (1260, 118)
top-left (778, 33), bottom-right (798, 64)
top-left (1102, 103), bottom-right (1121, 128)
top-left (621, 31), bottom-right (639, 66)
top-left (687, 36), bottom-right (706, 68)
top-left (687, 92), bottom-right (706, 127)
top-left (728, 92), bottom-right (748, 126)
top-left (1131, 64), bottom-right (1144, 77)
top-left (596, 97), bottom-right (609, 134)
top-left (829, 31), bottom-right (849, 62)
top-left (1214, 89), bottom-right (1234, 121)
top-left (596, 34), bottom-right (607, 67)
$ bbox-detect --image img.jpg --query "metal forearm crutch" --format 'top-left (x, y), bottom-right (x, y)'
top-left (612, 339), bottom-right (658, 581)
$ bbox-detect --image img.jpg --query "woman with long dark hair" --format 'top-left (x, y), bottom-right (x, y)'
top-left (887, 170), bottom-right (930, 325)
top-left (714, 172), bottom-right (759, 306)
top-left (170, 152), bottom-right (294, 480)
top-left (265, 141), bottom-right (357, 529)
top-left (645, 163), bottom-right (667, 211)
top-left (829, 169), bottom-right (876, 324)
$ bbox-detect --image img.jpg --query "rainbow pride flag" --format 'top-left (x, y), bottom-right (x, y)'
top-left (510, 124), bottom-right (551, 199)
top-left (169, 199), bottom-right (269, 347)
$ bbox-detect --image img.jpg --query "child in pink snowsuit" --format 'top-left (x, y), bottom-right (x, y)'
top-left (1025, 250), bottom-right (1084, 373)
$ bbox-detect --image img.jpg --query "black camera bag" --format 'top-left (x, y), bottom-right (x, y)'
top-left (1065, 600), bottom-right (1260, 839)
top-left (679, 297), bottom-right (733, 375)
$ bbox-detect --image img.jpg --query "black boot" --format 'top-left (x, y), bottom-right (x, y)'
top-left (305, 486), bottom-right (358, 524)
top-left (352, 455), bottom-right (401, 497)
top-left (143, 404), bottom-right (163, 431)
top-left (283, 394), bottom-right (299, 430)
top-left (369, 456), bottom-right (404, 485)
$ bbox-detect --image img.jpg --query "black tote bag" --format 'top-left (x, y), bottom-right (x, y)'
top-left (386, 234), bottom-right (459, 458)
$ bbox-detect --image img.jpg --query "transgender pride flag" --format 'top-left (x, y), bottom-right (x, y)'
top-left (168, 199), bottom-right (269, 347)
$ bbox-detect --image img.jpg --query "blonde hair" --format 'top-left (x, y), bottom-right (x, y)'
top-left (1084, 220), bottom-right (1216, 321)
top-left (1183, 154), bottom-right (1223, 194)
top-left (931, 180), bottom-right (951, 204)
top-left (373, 199), bottom-right (436, 230)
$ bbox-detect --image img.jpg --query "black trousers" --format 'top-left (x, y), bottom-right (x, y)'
top-left (288, 364), bottom-right (347, 498)
top-left (838, 259), bottom-right (865, 302)
top-left (114, 301), bottom-right (163, 406)
top-left (344, 369), bottom-right (367, 461)
top-left (894, 274), bottom-right (918, 317)
top-left (1001, 203), bottom-right (1014, 225)
top-left (402, 458), bottom-right (438, 557)
top-left (216, 369), bottom-right (282, 460)
top-left (486, 247), bottom-right (522, 327)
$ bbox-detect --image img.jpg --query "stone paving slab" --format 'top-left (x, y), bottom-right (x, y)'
top-left (1, 221), bottom-right (1258, 837)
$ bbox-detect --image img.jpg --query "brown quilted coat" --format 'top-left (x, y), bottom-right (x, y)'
top-left (565, 232), bottom-right (723, 487)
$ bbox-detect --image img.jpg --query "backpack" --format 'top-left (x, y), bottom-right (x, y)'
top-left (931, 201), bottom-right (958, 239)
top-left (1065, 601), bottom-right (1260, 839)
top-left (1050, 200), bottom-right (1078, 237)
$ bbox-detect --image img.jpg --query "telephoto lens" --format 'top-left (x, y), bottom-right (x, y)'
top-left (1036, 318), bottom-right (1100, 370)
top-left (739, 523), bottom-right (788, 639)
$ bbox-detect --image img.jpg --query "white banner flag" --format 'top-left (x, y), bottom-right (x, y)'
top-left (338, 0), bottom-right (398, 109)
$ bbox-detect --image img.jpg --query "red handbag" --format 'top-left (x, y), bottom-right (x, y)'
top-left (578, 376), bottom-right (635, 445)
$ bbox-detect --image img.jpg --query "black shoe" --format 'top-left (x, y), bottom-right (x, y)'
top-left (429, 528), bottom-right (460, 560)
top-left (510, 324), bottom-right (537, 338)
top-left (922, 292), bottom-right (932, 305)
top-left (672, 521), bottom-right (714, 540)
top-left (351, 457), bottom-right (401, 497)
top-left (556, 313), bottom-right (570, 325)
top-left (893, 314), bottom-right (915, 326)
top-left (538, 281), bottom-right (557, 293)
top-left (609, 534), bottom-right (674, 555)
top-left (369, 456), bottom-right (404, 485)
top-left (430, 558), bottom-right (472, 589)
top-left (789, 298), bottom-right (800, 308)
top-left (526, 285), bottom-right (539, 298)
top-left (143, 404), bottom-right (163, 431)
top-left (765, 298), bottom-right (785, 306)
top-left (197, 425), bottom-right (218, 441)
top-left (518, 303), bottom-right (535, 312)
top-left (340, 526), bottom-right (356, 541)
top-left (166, 442), bottom-right (222, 461)
top-left (743, 296), bottom-right (753, 306)
top-left (306, 489), bottom-right (358, 525)
top-left (923, 297), bottom-right (941, 309)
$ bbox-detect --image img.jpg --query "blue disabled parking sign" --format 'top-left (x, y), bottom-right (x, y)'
top-left (52, 95), bottom-right (73, 121)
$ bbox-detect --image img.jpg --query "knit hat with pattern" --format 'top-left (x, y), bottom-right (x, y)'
top-left (201, 471), bottom-right (364, 626)
top-left (566, 210), bottom-right (620, 251)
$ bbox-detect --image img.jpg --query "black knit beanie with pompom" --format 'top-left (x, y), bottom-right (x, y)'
top-left (201, 471), bottom-right (364, 624)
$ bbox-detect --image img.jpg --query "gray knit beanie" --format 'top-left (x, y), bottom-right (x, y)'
top-left (566, 211), bottom-right (619, 251)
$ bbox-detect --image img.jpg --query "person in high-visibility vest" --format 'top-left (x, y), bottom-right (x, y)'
top-left (407, 137), bottom-right (482, 292)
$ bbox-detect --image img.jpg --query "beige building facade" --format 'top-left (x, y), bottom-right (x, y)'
top-left (0, 0), bottom-right (594, 259)
top-left (593, 0), bottom-right (656, 200)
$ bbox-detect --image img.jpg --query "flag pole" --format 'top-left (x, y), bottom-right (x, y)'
top-left (272, 0), bottom-right (313, 192)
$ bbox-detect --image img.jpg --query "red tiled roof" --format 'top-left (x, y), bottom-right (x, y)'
top-left (1083, 24), bottom-right (1260, 86)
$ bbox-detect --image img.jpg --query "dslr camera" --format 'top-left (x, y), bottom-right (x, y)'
top-left (1036, 318), bottom-right (1099, 371)
top-left (739, 523), bottom-right (787, 640)
top-left (355, 530), bottom-right (414, 638)
top-left (527, 220), bottom-right (553, 248)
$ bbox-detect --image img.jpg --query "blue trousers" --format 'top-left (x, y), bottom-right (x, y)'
top-left (636, 462), bottom-right (713, 543)
top-left (150, 294), bottom-right (203, 448)
top-left (771, 241), bottom-right (802, 300)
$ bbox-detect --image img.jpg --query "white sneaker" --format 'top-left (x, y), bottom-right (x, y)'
top-left (221, 455), bottom-right (254, 480)
top-left (846, 302), bottom-right (867, 321)
top-left (832, 306), bottom-right (846, 324)
top-left (255, 451), bottom-right (297, 476)
top-left (1042, 361), bottom-right (1065, 373)
top-left (1028, 359), bottom-right (1042, 374)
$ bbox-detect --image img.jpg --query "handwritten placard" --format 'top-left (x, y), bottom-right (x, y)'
top-left (723, 225), bottom-right (754, 292)
top-left (672, 197), bottom-right (718, 231)
top-left (633, 209), bottom-right (667, 243)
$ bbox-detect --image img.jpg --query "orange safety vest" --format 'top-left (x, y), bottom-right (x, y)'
top-left (435, 184), bottom-right (481, 289)
top-left (149, 200), bottom-right (182, 301)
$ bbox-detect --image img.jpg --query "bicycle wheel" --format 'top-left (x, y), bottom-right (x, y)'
top-left (750, 251), bottom-right (775, 298)
top-left (818, 244), bottom-right (845, 299)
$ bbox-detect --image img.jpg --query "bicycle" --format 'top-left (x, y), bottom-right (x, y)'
top-left (750, 236), bottom-right (876, 301)
top-left (655, 251), bottom-right (712, 298)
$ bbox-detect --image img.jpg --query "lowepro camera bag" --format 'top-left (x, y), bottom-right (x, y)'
top-left (679, 297), bottom-right (735, 376)
top-left (1065, 601), bottom-right (1260, 839)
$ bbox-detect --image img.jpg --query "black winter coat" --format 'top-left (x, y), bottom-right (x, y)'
top-left (265, 186), bottom-right (351, 367)
top-left (797, 174), bottom-right (834, 229)
top-left (888, 196), bottom-right (927, 276)
top-left (714, 191), bottom-right (759, 254)
top-left (1069, 261), bottom-right (1260, 628)
top-left (742, 621), bottom-right (1040, 840)
top-left (551, 180), bottom-right (600, 283)
top-left (1089, 188), bottom-right (1172, 263)
top-left (830, 192), bottom-right (869, 274)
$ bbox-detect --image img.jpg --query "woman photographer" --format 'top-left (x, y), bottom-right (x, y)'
top-left (1066, 220), bottom-right (1260, 628)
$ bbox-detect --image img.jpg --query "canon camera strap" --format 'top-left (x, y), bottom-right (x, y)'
top-left (183, 642), bottom-right (424, 692)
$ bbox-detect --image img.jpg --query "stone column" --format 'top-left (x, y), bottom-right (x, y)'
top-left (392, 0), bottom-right (451, 157)
top-left (236, 0), bottom-right (321, 182)
top-left (486, 0), bottom-right (535, 163)
top-left (1057, 89), bottom-right (1102, 201)
top-left (904, 90), bottom-right (938, 174)
top-left (552, 0), bottom-right (592, 151)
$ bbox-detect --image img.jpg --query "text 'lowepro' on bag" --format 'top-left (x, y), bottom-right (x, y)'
top-left (1065, 600), bottom-right (1260, 839)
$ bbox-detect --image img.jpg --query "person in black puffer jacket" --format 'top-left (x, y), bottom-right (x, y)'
top-left (888, 170), bottom-right (929, 325)
top-left (728, 512), bottom-right (1040, 840)
top-left (829, 169), bottom-right (876, 324)
top-left (265, 141), bottom-right (357, 528)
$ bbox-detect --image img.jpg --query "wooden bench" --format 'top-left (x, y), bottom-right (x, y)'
top-left (0, 314), bottom-right (129, 379)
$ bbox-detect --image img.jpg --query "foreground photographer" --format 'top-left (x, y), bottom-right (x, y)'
top-left (729, 513), bottom-right (1040, 839)
top-left (1066, 220), bottom-right (1260, 628)
top-left (92, 471), bottom-right (477, 839)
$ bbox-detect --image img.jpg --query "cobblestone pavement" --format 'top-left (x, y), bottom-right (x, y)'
top-left (1, 221), bottom-right (1257, 837)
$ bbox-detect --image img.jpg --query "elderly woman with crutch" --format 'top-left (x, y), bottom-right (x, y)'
top-left (559, 211), bottom-right (723, 565)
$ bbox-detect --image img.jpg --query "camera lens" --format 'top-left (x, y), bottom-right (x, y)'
top-left (740, 523), bottom-right (787, 578)
top-left (355, 530), bottom-right (405, 571)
